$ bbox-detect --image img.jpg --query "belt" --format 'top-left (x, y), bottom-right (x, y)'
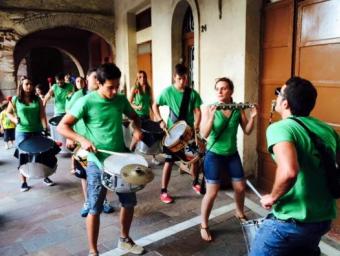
top-left (267, 214), bottom-right (303, 225)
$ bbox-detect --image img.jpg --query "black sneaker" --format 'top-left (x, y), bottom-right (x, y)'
top-left (43, 177), bottom-right (55, 186)
top-left (20, 182), bottom-right (29, 192)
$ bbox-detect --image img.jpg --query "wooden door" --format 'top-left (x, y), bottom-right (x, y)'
top-left (258, 0), bottom-right (295, 191)
top-left (137, 41), bottom-right (152, 86)
top-left (295, 0), bottom-right (340, 234)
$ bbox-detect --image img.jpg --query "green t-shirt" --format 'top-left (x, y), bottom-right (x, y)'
top-left (157, 85), bottom-right (202, 128)
top-left (70, 91), bottom-right (135, 168)
top-left (132, 86), bottom-right (151, 117)
top-left (52, 83), bottom-right (74, 115)
top-left (12, 96), bottom-right (43, 132)
top-left (266, 116), bottom-right (339, 222)
top-left (206, 108), bottom-right (241, 156)
top-left (65, 89), bottom-right (87, 135)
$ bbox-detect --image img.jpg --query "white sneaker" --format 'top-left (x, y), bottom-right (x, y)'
top-left (118, 237), bottom-right (144, 255)
top-left (4, 144), bottom-right (8, 150)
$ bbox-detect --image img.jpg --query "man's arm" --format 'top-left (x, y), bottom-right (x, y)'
top-left (57, 114), bottom-right (96, 152)
top-left (43, 87), bottom-right (54, 107)
top-left (126, 110), bottom-right (143, 142)
top-left (260, 141), bottom-right (299, 210)
top-left (38, 98), bottom-right (48, 130)
top-left (193, 107), bottom-right (201, 132)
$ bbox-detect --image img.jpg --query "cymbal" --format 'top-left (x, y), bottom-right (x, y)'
top-left (121, 164), bottom-right (154, 185)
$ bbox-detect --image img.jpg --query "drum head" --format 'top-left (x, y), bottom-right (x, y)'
top-left (103, 153), bottom-right (148, 175)
top-left (121, 164), bottom-right (154, 185)
top-left (163, 121), bottom-right (187, 147)
top-left (18, 136), bottom-right (54, 154)
top-left (49, 115), bottom-right (63, 126)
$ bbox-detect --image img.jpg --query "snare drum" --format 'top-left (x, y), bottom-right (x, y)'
top-left (136, 119), bottom-right (164, 155)
top-left (162, 121), bottom-right (193, 153)
top-left (101, 152), bottom-right (150, 193)
top-left (18, 135), bottom-right (58, 179)
top-left (241, 218), bottom-right (264, 254)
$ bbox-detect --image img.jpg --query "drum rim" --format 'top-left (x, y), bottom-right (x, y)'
top-left (18, 135), bottom-right (54, 154)
top-left (162, 120), bottom-right (189, 147)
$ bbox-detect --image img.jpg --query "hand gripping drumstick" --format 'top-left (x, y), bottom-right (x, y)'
top-left (246, 179), bottom-right (262, 199)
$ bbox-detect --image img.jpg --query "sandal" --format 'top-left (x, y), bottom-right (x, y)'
top-left (200, 225), bottom-right (213, 242)
top-left (235, 214), bottom-right (248, 223)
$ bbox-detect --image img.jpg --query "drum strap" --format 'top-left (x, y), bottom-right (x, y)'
top-left (207, 110), bottom-right (235, 152)
top-left (169, 87), bottom-right (192, 123)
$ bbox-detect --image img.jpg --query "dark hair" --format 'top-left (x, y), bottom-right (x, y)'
top-left (18, 78), bottom-right (37, 103)
top-left (284, 76), bottom-right (317, 116)
top-left (86, 67), bottom-right (97, 77)
top-left (174, 64), bottom-right (188, 76)
top-left (55, 73), bottom-right (64, 81)
top-left (135, 70), bottom-right (151, 95)
top-left (96, 63), bottom-right (121, 85)
top-left (214, 77), bottom-right (234, 91)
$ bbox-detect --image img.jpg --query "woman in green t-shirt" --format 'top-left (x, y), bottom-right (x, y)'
top-left (7, 78), bottom-right (53, 192)
top-left (199, 77), bottom-right (258, 242)
top-left (128, 71), bottom-right (160, 165)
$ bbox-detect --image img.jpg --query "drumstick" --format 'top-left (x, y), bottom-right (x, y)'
top-left (97, 149), bottom-right (126, 156)
top-left (246, 179), bottom-right (262, 199)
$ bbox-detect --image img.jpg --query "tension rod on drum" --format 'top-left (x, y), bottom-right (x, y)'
top-left (245, 179), bottom-right (262, 199)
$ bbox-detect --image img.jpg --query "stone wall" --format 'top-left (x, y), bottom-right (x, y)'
top-left (0, 1), bottom-right (115, 98)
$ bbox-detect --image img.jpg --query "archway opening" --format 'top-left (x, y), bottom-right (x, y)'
top-left (14, 26), bottom-right (113, 90)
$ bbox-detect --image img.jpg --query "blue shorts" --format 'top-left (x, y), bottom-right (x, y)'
top-left (86, 162), bottom-right (137, 215)
top-left (203, 151), bottom-right (244, 184)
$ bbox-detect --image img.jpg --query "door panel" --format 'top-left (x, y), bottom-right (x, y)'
top-left (258, 0), bottom-right (294, 191)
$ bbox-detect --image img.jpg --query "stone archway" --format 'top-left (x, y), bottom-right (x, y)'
top-left (0, 12), bottom-right (114, 97)
top-left (171, 0), bottom-right (200, 91)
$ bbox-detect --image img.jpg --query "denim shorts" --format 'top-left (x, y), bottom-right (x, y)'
top-left (203, 151), bottom-right (244, 184)
top-left (86, 161), bottom-right (137, 215)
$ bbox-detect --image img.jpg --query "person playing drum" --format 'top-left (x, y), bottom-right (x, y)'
top-left (43, 72), bottom-right (74, 116)
top-left (57, 63), bottom-right (144, 256)
top-left (199, 77), bottom-right (257, 242)
top-left (129, 70), bottom-right (160, 165)
top-left (152, 63), bottom-right (203, 204)
top-left (65, 69), bottom-right (114, 217)
top-left (6, 78), bottom-right (54, 192)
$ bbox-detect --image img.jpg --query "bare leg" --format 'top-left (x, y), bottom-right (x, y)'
top-left (120, 207), bottom-right (134, 238)
top-left (232, 180), bottom-right (246, 217)
top-left (200, 183), bottom-right (219, 241)
top-left (20, 173), bottom-right (27, 183)
top-left (161, 162), bottom-right (173, 190)
top-left (86, 214), bottom-right (100, 254)
top-left (81, 178), bottom-right (88, 202)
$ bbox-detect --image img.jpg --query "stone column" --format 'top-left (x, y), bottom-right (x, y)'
top-left (0, 31), bottom-right (19, 99)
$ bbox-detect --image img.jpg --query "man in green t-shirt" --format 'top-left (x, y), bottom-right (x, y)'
top-left (153, 64), bottom-right (203, 204)
top-left (43, 73), bottom-right (74, 116)
top-left (57, 63), bottom-right (144, 256)
top-left (250, 77), bottom-right (339, 256)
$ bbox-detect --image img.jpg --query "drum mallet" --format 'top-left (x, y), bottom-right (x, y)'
top-left (246, 179), bottom-right (262, 199)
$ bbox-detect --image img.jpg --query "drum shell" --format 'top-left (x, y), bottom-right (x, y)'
top-left (101, 153), bottom-right (148, 193)
top-left (101, 170), bottom-right (144, 193)
top-left (136, 120), bottom-right (164, 155)
top-left (241, 218), bottom-right (264, 254)
top-left (49, 115), bottom-right (69, 155)
top-left (163, 122), bottom-right (193, 153)
top-left (20, 162), bottom-right (57, 179)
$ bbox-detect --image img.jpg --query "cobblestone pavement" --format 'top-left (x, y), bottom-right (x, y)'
top-left (0, 136), bottom-right (339, 256)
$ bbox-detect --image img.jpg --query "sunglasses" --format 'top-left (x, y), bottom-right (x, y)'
top-left (275, 87), bottom-right (285, 97)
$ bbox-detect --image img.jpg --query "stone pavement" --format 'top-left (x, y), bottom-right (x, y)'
top-left (0, 137), bottom-right (339, 256)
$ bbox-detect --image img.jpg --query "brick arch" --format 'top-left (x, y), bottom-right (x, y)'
top-left (13, 12), bottom-right (115, 47)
